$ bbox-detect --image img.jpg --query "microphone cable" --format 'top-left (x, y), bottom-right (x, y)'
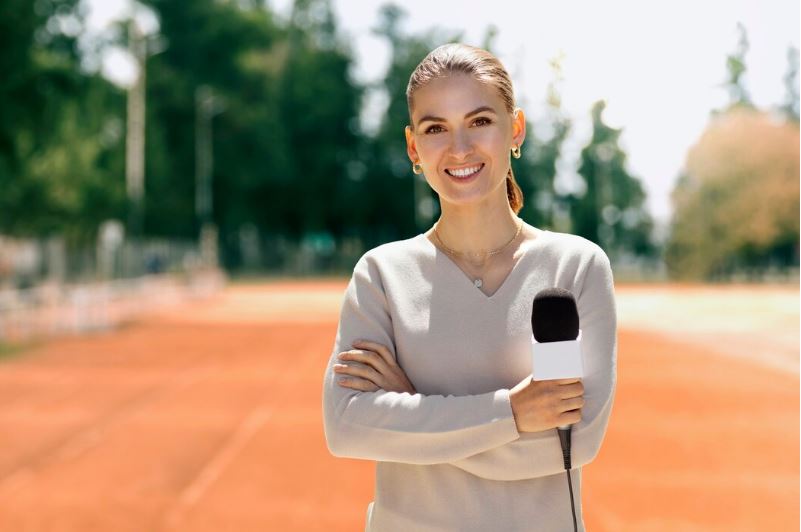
top-left (557, 426), bottom-right (578, 532)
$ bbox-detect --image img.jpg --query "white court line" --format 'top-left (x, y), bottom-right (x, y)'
top-left (162, 348), bottom-right (320, 530)
top-left (163, 407), bottom-right (274, 530)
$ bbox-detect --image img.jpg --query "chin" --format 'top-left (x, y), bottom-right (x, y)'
top-left (438, 180), bottom-right (508, 208)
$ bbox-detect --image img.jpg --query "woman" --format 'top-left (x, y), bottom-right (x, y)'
top-left (322, 43), bottom-right (617, 532)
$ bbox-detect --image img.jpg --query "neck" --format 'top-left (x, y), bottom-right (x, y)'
top-left (435, 199), bottom-right (520, 256)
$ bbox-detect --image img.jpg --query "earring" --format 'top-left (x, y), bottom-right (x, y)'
top-left (511, 145), bottom-right (522, 159)
top-left (412, 161), bottom-right (424, 174)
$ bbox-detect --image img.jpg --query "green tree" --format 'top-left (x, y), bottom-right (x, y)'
top-left (142, 0), bottom-right (280, 241)
top-left (0, 0), bottom-right (126, 242)
top-left (723, 23), bottom-right (753, 109)
top-left (141, 0), bottom-right (362, 270)
top-left (279, 0), bottom-right (362, 239)
top-left (567, 101), bottom-right (655, 259)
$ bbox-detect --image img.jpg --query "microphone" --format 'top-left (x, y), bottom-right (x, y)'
top-left (530, 288), bottom-right (579, 343)
top-left (530, 287), bottom-right (583, 532)
top-left (530, 287), bottom-right (583, 451)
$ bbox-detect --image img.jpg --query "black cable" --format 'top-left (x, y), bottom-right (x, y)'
top-left (565, 469), bottom-right (577, 532)
top-left (557, 427), bottom-right (578, 532)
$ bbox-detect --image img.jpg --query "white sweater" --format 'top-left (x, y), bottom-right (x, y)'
top-left (322, 225), bottom-right (618, 532)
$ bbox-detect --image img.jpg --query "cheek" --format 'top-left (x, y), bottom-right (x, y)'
top-left (473, 127), bottom-right (509, 150)
top-left (416, 136), bottom-right (449, 158)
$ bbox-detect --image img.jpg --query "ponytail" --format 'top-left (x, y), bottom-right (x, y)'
top-left (506, 168), bottom-right (524, 214)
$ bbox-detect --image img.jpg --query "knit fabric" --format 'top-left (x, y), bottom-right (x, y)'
top-left (322, 224), bottom-right (617, 532)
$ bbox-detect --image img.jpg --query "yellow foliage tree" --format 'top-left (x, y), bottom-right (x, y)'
top-left (666, 108), bottom-right (800, 280)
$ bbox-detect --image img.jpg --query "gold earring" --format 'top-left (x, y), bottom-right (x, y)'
top-left (511, 145), bottom-right (522, 159)
top-left (412, 161), bottom-right (424, 174)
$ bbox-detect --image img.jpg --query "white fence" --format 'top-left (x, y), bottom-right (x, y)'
top-left (0, 270), bottom-right (225, 343)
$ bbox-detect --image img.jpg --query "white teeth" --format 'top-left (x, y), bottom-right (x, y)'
top-left (447, 164), bottom-right (482, 178)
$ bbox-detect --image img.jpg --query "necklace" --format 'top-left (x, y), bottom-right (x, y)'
top-left (433, 218), bottom-right (524, 289)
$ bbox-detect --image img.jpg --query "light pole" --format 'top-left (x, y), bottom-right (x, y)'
top-left (123, 7), bottom-right (165, 276)
top-left (126, 17), bottom-right (146, 240)
top-left (195, 85), bottom-right (225, 267)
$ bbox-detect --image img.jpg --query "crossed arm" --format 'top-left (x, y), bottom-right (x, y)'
top-left (322, 250), bottom-right (617, 481)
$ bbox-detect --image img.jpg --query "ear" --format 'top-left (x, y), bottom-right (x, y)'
top-left (405, 125), bottom-right (419, 163)
top-left (511, 108), bottom-right (526, 148)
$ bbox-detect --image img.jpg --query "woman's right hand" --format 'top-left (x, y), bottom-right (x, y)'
top-left (508, 376), bottom-right (584, 433)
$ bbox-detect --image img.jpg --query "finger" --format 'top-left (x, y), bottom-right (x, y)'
top-left (558, 408), bottom-right (582, 424)
top-left (353, 340), bottom-right (396, 367)
top-left (340, 348), bottom-right (391, 374)
top-left (337, 375), bottom-right (379, 392)
top-left (558, 382), bottom-right (584, 399)
top-left (334, 362), bottom-right (383, 385)
top-left (560, 396), bottom-right (585, 412)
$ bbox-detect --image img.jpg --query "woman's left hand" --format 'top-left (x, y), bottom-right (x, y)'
top-left (334, 340), bottom-right (417, 394)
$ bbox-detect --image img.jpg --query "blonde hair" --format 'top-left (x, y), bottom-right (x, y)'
top-left (406, 43), bottom-right (524, 214)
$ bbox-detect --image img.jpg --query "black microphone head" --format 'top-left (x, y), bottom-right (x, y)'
top-left (531, 287), bottom-right (579, 343)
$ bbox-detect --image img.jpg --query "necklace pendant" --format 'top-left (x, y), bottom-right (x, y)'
top-left (474, 278), bottom-right (483, 288)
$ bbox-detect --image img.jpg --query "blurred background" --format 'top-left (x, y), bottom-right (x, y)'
top-left (1, 0), bottom-right (798, 289)
top-left (0, 0), bottom-right (798, 531)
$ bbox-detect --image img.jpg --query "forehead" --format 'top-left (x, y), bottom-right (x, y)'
top-left (411, 73), bottom-right (506, 123)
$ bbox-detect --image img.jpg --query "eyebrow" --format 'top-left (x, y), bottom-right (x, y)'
top-left (416, 106), bottom-right (497, 127)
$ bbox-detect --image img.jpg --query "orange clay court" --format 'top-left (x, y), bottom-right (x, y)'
top-left (0, 280), bottom-right (797, 531)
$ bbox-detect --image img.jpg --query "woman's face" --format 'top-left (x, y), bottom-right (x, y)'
top-left (405, 73), bottom-right (526, 208)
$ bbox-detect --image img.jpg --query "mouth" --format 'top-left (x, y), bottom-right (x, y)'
top-left (444, 163), bottom-right (484, 180)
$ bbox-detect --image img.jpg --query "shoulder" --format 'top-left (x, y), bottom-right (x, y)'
top-left (351, 234), bottom-right (428, 284)
top-left (539, 230), bottom-right (610, 267)
top-left (537, 232), bottom-right (615, 305)
top-left (363, 234), bottom-right (426, 263)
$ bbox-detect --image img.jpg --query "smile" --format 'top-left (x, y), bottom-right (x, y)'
top-left (445, 163), bottom-right (484, 179)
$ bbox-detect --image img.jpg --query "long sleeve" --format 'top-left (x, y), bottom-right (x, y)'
top-left (322, 253), bottom-right (523, 464)
top-left (447, 246), bottom-right (618, 481)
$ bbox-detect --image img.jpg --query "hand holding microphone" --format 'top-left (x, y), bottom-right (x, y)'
top-left (509, 287), bottom-right (585, 433)
top-left (508, 376), bottom-right (584, 433)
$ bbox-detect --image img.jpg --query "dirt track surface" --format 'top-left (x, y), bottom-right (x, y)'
top-left (0, 281), bottom-right (797, 531)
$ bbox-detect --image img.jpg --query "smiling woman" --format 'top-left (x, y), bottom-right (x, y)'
top-left (406, 56), bottom-right (525, 219)
top-left (322, 43), bottom-right (617, 532)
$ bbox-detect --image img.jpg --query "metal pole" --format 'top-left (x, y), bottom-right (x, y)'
top-left (195, 86), bottom-right (224, 267)
top-left (126, 19), bottom-right (146, 238)
top-left (195, 86), bottom-right (213, 226)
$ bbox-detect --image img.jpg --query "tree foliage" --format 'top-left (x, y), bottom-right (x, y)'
top-left (0, 0), bottom-right (125, 242)
top-left (666, 25), bottom-right (799, 280)
top-left (665, 108), bottom-right (799, 279)
top-left (14, 1), bottom-right (798, 277)
top-left (723, 23), bottom-right (753, 109)
top-left (567, 101), bottom-right (655, 260)
top-left (140, 0), bottom-right (361, 268)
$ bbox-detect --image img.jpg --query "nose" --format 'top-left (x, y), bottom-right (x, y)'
top-left (448, 128), bottom-right (474, 160)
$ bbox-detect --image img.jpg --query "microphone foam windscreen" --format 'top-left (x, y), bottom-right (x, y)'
top-left (531, 287), bottom-right (579, 343)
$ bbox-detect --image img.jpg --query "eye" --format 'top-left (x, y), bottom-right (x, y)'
top-left (424, 124), bottom-right (444, 134)
top-left (473, 117), bottom-right (492, 126)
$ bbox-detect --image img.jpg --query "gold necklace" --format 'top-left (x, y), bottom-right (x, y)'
top-left (433, 219), bottom-right (524, 289)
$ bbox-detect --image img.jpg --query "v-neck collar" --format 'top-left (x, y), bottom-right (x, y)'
top-left (417, 225), bottom-right (550, 301)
